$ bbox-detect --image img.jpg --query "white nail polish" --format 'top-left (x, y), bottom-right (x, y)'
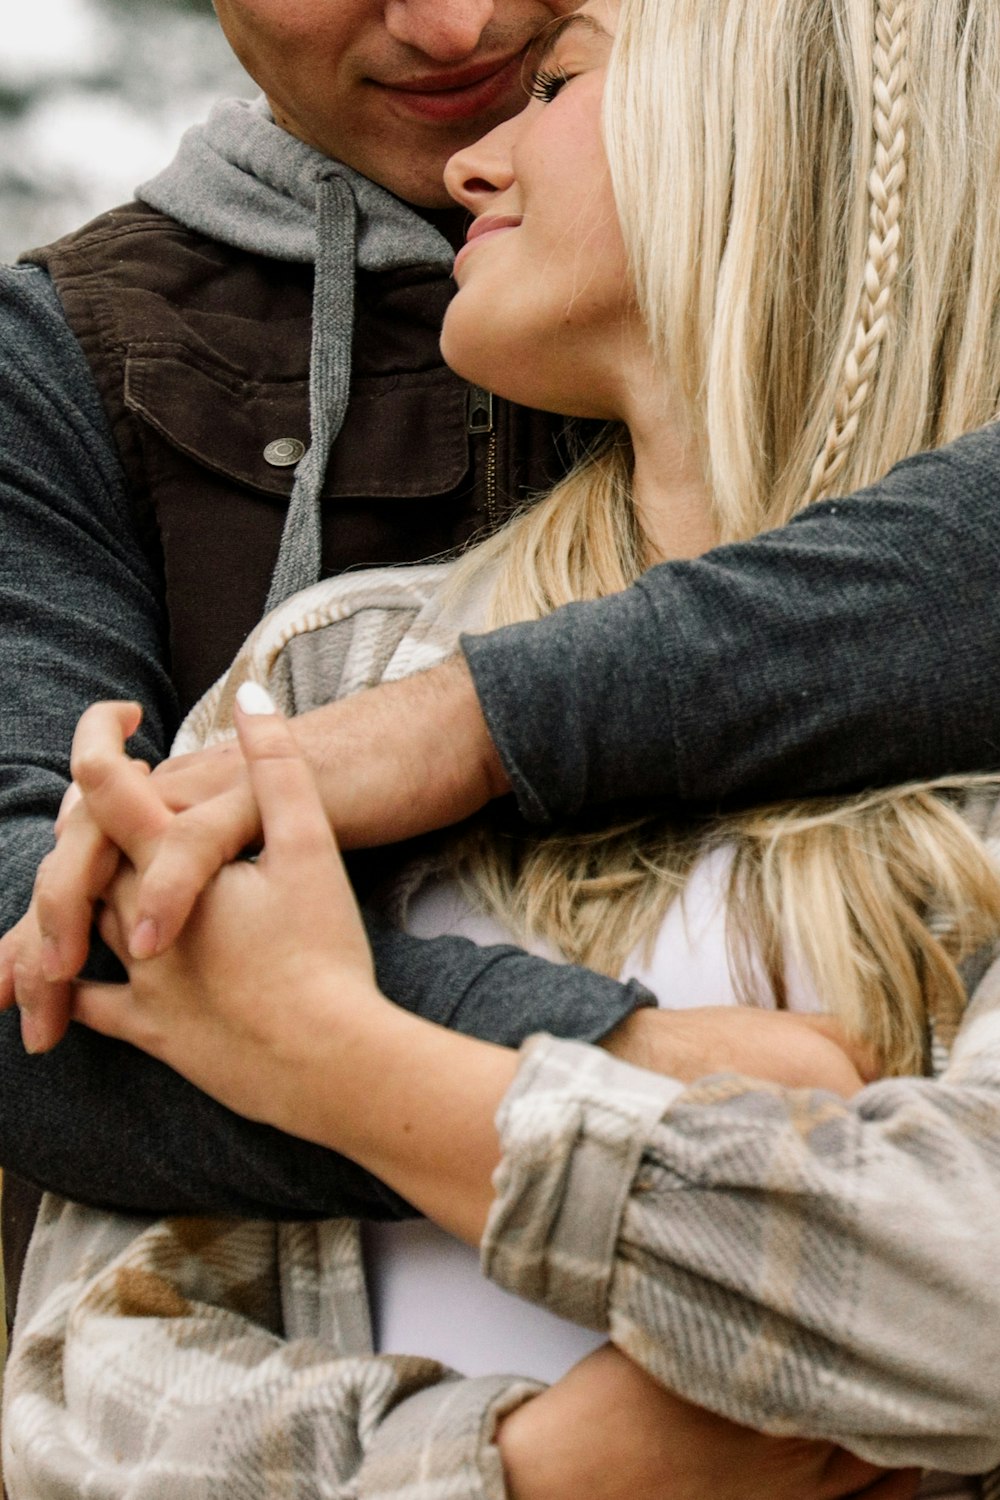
top-left (236, 681), bottom-right (278, 716)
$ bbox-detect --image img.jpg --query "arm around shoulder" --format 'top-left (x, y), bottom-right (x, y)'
top-left (463, 423), bottom-right (1000, 820)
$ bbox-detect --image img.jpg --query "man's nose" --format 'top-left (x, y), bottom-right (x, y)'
top-left (384, 0), bottom-right (498, 62)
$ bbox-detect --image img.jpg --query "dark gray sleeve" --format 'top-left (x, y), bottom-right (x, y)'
top-left (463, 423), bottom-right (1000, 821)
top-left (0, 264), bottom-right (176, 938)
top-left (0, 934), bottom-right (651, 1221)
top-left (0, 267), bottom-right (648, 1219)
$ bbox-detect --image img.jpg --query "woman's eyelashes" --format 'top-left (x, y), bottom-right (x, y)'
top-left (527, 66), bottom-right (572, 104)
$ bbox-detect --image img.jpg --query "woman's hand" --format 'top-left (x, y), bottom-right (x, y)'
top-left (63, 695), bottom-right (516, 1237)
top-left (0, 657), bottom-right (504, 1048)
top-left (498, 1345), bottom-right (920, 1500)
top-left (68, 691), bottom-right (384, 1134)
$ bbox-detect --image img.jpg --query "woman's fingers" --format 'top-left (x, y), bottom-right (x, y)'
top-left (232, 684), bottom-right (372, 970)
top-left (33, 810), bottom-right (122, 983)
top-left (233, 684), bottom-right (337, 867)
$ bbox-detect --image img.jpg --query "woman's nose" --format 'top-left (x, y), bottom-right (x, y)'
top-left (444, 115), bottom-right (519, 213)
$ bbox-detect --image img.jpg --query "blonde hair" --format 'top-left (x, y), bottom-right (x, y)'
top-left (446, 0), bottom-right (1000, 1075)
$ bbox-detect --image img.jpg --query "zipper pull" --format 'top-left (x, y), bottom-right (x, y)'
top-left (466, 385), bottom-right (494, 435)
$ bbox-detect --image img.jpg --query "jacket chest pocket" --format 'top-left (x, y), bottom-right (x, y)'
top-left (124, 346), bottom-right (473, 502)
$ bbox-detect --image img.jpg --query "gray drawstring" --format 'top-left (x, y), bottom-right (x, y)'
top-left (265, 176), bottom-right (357, 613)
top-left (136, 97), bottom-right (456, 613)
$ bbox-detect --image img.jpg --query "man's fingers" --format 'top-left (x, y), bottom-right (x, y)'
top-left (12, 949), bottom-right (72, 1054)
top-left (70, 701), bottom-right (172, 868)
top-left (131, 783), bottom-right (262, 956)
top-left (0, 921), bottom-right (24, 1010)
top-left (151, 740), bottom-right (248, 808)
top-left (71, 980), bottom-right (139, 1047)
top-left (32, 814), bottom-right (121, 981)
top-left (97, 901), bottom-right (128, 965)
top-left (233, 685), bottom-right (338, 867)
top-left (54, 779), bottom-right (82, 834)
top-left (6, 908), bottom-right (74, 1053)
top-left (70, 700), bottom-right (141, 779)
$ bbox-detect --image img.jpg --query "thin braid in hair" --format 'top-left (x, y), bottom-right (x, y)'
top-left (804, 0), bottom-right (910, 505)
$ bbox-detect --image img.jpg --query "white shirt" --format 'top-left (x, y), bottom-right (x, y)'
top-left (365, 845), bottom-right (819, 1381)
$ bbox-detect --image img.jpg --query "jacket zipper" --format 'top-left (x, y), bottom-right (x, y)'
top-left (466, 385), bottom-right (498, 530)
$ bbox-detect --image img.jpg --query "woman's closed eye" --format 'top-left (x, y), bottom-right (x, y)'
top-left (520, 10), bottom-right (613, 105)
top-left (528, 66), bottom-right (572, 104)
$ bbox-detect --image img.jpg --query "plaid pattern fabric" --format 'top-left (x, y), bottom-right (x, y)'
top-left (486, 1021), bottom-right (1000, 1490)
top-left (173, 562), bottom-right (471, 753)
top-left (3, 1198), bottom-right (538, 1497)
top-left (5, 564), bottom-right (998, 1495)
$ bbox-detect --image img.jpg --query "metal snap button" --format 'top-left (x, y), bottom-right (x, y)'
top-left (263, 438), bottom-right (306, 467)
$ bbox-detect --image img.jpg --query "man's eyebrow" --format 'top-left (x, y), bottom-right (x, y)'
top-left (525, 13), bottom-right (611, 76)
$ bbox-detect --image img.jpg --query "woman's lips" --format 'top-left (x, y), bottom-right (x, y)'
top-left (452, 216), bottom-right (523, 276)
top-left (376, 52), bottom-right (525, 125)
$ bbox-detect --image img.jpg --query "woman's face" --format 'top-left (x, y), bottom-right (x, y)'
top-left (440, 1), bottom-right (642, 419)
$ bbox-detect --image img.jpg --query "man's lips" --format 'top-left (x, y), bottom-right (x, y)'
top-left (375, 51), bottom-right (525, 124)
top-left (453, 216), bottom-right (523, 274)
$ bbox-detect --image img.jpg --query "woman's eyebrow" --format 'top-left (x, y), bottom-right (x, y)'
top-left (527, 13), bottom-right (611, 75)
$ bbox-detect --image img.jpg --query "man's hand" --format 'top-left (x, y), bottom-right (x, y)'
top-left (0, 766), bottom-right (130, 1053)
top-left (497, 1344), bottom-right (920, 1500)
top-left (143, 656), bottom-right (506, 949)
top-left (9, 657), bottom-right (506, 1011)
top-left (603, 1006), bottom-right (878, 1099)
top-left (0, 658), bottom-right (506, 1045)
top-left (0, 702), bottom-right (169, 1053)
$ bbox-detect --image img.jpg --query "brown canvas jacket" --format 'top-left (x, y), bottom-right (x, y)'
top-left (28, 201), bottom-right (564, 713)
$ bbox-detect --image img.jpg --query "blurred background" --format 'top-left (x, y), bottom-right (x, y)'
top-left (1, 0), bottom-right (254, 263)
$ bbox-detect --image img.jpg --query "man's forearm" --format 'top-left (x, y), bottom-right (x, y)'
top-left (291, 652), bottom-right (508, 848)
top-left (0, 924), bottom-right (648, 1218)
top-left (464, 422), bottom-right (1000, 821)
top-left (276, 424), bottom-right (1000, 844)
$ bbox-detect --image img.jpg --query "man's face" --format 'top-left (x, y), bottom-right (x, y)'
top-left (212, 0), bottom-right (575, 207)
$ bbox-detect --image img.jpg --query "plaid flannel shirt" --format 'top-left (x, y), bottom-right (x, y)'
top-left (6, 564), bottom-right (1000, 1497)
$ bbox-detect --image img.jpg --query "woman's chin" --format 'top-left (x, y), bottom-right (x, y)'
top-left (439, 327), bottom-right (614, 422)
top-left (439, 320), bottom-right (498, 395)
